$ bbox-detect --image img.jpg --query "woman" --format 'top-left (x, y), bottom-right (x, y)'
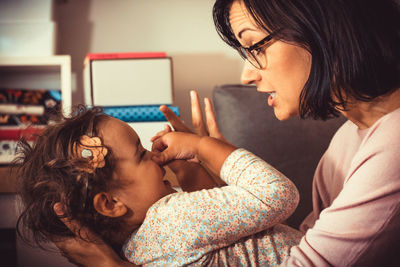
top-left (54, 0), bottom-right (400, 266)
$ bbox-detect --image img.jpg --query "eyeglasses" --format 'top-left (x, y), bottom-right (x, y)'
top-left (237, 34), bottom-right (273, 69)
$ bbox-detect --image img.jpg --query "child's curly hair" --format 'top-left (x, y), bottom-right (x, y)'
top-left (16, 105), bottom-right (123, 249)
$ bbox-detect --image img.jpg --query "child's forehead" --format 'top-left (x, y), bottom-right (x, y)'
top-left (98, 116), bottom-right (139, 144)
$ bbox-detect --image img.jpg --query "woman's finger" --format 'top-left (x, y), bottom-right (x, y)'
top-left (159, 105), bottom-right (192, 133)
top-left (53, 203), bottom-right (96, 240)
top-left (53, 203), bottom-right (78, 234)
top-left (204, 98), bottom-right (227, 142)
top-left (190, 90), bottom-right (208, 136)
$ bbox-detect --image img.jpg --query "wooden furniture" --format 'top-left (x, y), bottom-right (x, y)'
top-left (0, 56), bottom-right (74, 266)
top-left (0, 166), bottom-right (16, 193)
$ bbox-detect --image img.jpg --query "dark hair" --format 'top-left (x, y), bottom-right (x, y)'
top-left (15, 105), bottom-right (123, 249)
top-left (213, 0), bottom-right (400, 119)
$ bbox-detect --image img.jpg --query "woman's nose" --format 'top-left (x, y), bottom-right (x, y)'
top-left (240, 61), bottom-right (261, 85)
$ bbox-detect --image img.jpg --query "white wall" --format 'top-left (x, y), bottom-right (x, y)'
top-left (54, 0), bottom-right (243, 126)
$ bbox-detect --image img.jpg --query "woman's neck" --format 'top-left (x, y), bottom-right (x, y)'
top-left (339, 88), bottom-right (400, 129)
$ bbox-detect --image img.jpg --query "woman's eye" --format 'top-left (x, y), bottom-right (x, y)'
top-left (140, 150), bottom-right (146, 160)
top-left (254, 47), bottom-right (263, 56)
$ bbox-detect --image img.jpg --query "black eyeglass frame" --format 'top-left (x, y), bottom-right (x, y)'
top-left (238, 34), bottom-right (274, 69)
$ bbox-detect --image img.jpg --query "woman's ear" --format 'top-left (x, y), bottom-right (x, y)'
top-left (93, 192), bottom-right (127, 218)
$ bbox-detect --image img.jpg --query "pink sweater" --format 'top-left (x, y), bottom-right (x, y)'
top-left (282, 108), bottom-right (400, 266)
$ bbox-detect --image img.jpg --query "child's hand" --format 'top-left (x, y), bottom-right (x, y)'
top-left (153, 131), bottom-right (236, 176)
top-left (150, 124), bottom-right (173, 143)
top-left (151, 124), bottom-right (224, 190)
top-left (152, 132), bottom-right (202, 165)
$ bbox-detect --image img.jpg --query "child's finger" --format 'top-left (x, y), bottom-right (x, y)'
top-left (151, 136), bottom-right (168, 153)
top-left (151, 142), bottom-right (168, 153)
top-left (151, 150), bottom-right (173, 165)
top-left (164, 124), bottom-right (172, 132)
top-left (159, 105), bottom-right (192, 133)
top-left (191, 90), bottom-right (209, 136)
top-left (151, 135), bottom-right (175, 164)
top-left (150, 124), bottom-right (172, 142)
top-left (153, 149), bottom-right (198, 165)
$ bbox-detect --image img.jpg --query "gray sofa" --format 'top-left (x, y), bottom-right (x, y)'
top-left (212, 84), bottom-right (346, 228)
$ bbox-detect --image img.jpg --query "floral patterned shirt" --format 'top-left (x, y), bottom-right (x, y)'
top-left (123, 148), bottom-right (302, 266)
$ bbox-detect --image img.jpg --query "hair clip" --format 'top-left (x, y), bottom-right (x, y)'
top-left (74, 135), bottom-right (108, 173)
top-left (81, 149), bottom-right (93, 159)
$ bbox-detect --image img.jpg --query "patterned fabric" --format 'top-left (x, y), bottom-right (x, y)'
top-left (103, 105), bottom-right (180, 122)
top-left (123, 148), bottom-right (302, 266)
top-left (0, 88), bottom-right (62, 126)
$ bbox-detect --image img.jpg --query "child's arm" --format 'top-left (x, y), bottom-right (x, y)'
top-left (128, 145), bottom-right (299, 265)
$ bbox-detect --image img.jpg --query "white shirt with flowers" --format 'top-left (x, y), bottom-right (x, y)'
top-left (123, 148), bottom-right (302, 266)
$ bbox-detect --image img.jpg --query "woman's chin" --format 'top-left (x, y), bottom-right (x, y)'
top-left (273, 108), bottom-right (298, 121)
top-left (274, 110), bottom-right (289, 121)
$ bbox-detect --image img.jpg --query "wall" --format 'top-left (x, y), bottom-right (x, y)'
top-left (53, 0), bottom-right (243, 126)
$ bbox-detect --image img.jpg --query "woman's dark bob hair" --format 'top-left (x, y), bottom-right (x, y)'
top-left (213, 0), bottom-right (400, 120)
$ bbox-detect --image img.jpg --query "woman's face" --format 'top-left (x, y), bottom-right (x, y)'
top-left (229, 0), bottom-right (312, 120)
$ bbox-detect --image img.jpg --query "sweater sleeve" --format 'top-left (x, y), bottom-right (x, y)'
top-left (124, 148), bottom-right (299, 266)
top-left (281, 116), bottom-right (400, 267)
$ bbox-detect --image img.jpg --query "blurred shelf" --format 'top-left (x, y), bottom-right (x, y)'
top-left (0, 166), bottom-right (16, 193)
top-left (0, 55), bottom-right (72, 115)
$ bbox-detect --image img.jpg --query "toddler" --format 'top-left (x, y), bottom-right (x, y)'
top-left (16, 106), bottom-right (302, 266)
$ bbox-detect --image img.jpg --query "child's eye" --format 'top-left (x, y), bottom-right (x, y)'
top-left (140, 150), bottom-right (146, 160)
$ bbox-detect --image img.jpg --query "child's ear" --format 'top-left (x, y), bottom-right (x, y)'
top-left (93, 192), bottom-right (127, 218)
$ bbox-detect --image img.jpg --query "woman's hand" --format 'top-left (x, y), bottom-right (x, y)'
top-left (52, 203), bottom-right (137, 267)
top-left (153, 90), bottom-right (228, 187)
top-left (158, 90), bottom-right (226, 141)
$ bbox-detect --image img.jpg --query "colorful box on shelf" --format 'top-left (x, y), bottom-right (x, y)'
top-left (0, 140), bottom-right (22, 164)
top-left (103, 105), bottom-right (179, 123)
top-left (83, 52), bottom-right (174, 106)
top-left (0, 88), bottom-right (62, 126)
top-left (0, 126), bottom-right (43, 164)
top-left (0, 125), bottom-right (45, 141)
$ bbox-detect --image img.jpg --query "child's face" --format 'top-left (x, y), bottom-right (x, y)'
top-left (99, 117), bottom-right (176, 228)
